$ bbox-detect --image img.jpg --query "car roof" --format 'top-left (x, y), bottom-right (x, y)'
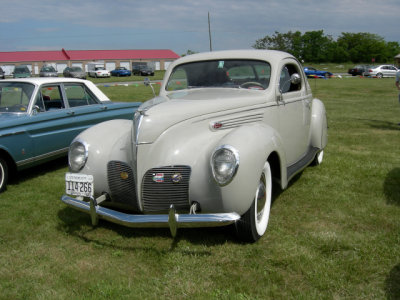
top-left (0, 78), bottom-right (110, 102)
top-left (1, 77), bottom-right (87, 84)
top-left (174, 50), bottom-right (295, 66)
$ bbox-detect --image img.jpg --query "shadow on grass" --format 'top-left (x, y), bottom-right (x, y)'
top-left (385, 263), bottom-right (400, 299)
top-left (357, 118), bottom-right (400, 131)
top-left (57, 206), bottom-right (237, 254)
top-left (384, 168), bottom-right (400, 206)
top-left (8, 156), bottom-right (68, 186)
top-left (56, 173), bottom-right (291, 251)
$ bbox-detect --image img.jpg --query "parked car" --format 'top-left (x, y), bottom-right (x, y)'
top-left (39, 65), bottom-right (58, 77)
top-left (13, 66), bottom-right (31, 78)
top-left (63, 66), bottom-right (86, 79)
top-left (348, 65), bottom-right (370, 76)
top-left (88, 67), bottom-right (110, 78)
top-left (0, 67), bottom-right (5, 79)
top-left (110, 67), bottom-right (131, 77)
top-left (61, 50), bottom-right (328, 242)
top-left (364, 65), bottom-right (398, 78)
top-left (0, 77), bottom-right (140, 192)
top-left (304, 67), bottom-right (332, 78)
top-left (132, 65), bottom-right (154, 76)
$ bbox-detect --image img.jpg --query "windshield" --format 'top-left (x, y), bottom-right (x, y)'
top-left (0, 82), bottom-right (35, 113)
top-left (166, 59), bottom-right (271, 91)
top-left (14, 67), bottom-right (29, 74)
top-left (41, 66), bottom-right (56, 72)
top-left (71, 67), bottom-right (82, 72)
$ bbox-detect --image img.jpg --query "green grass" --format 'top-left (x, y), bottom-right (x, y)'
top-left (1, 77), bottom-right (400, 299)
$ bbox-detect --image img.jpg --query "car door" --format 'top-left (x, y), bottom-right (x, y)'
top-left (389, 66), bottom-right (397, 77)
top-left (62, 83), bottom-right (136, 132)
top-left (277, 60), bottom-right (311, 165)
top-left (27, 83), bottom-right (78, 160)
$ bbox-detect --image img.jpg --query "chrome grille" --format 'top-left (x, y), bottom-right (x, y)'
top-left (212, 113), bottom-right (264, 130)
top-left (142, 166), bottom-right (191, 212)
top-left (107, 161), bottom-right (140, 211)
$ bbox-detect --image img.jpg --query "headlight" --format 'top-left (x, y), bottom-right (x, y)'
top-left (211, 145), bottom-right (239, 186)
top-left (68, 139), bottom-right (88, 172)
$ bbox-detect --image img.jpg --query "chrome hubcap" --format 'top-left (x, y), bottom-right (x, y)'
top-left (256, 174), bottom-right (266, 222)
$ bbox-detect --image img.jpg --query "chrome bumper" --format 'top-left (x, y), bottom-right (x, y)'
top-left (61, 195), bottom-right (241, 237)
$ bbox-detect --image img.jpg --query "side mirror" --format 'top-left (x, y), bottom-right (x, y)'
top-left (290, 73), bottom-right (301, 85)
top-left (143, 77), bottom-right (155, 97)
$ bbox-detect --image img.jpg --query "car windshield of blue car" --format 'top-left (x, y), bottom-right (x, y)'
top-left (0, 82), bottom-right (35, 113)
top-left (166, 59), bottom-right (271, 91)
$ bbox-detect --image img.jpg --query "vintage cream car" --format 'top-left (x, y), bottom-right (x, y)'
top-left (61, 50), bottom-right (327, 242)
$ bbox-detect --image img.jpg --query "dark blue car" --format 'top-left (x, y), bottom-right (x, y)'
top-left (0, 77), bottom-right (140, 192)
top-left (304, 67), bottom-right (332, 78)
top-left (110, 67), bottom-right (131, 77)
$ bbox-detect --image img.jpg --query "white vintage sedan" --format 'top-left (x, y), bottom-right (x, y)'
top-left (61, 50), bottom-right (327, 242)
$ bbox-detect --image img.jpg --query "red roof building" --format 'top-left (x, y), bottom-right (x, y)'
top-left (0, 48), bottom-right (180, 75)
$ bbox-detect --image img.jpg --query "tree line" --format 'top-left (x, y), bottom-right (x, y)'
top-left (252, 30), bottom-right (400, 64)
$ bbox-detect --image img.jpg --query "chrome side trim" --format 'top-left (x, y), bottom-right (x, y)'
top-left (0, 130), bottom-right (25, 138)
top-left (61, 195), bottom-right (241, 237)
top-left (16, 147), bottom-right (69, 167)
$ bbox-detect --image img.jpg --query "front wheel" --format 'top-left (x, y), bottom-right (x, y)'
top-left (236, 161), bottom-right (272, 242)
top-left (0, 157), bottom-right (8, 193)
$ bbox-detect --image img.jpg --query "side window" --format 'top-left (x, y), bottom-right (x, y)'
top-left (279, 64), bottom-right (302, 93)
top-left (64, 84), bottom-right (99, 107)
top-left (166, 68), bottom-right (188, 91)
top-left (40, 85), bottom-right (64, 110)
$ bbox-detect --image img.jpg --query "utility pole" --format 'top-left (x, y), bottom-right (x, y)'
top-left (208, 12), bottom-right (212, 51)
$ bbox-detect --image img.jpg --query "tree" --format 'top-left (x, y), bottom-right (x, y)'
top-left (253, 30), bottom-right (400, 63)
top-left (301, 30), bottom-right (333, 63)
top-left (253, 31), bottom-right (303, 58)
top-left (181, 50), bottom-right (198, 57)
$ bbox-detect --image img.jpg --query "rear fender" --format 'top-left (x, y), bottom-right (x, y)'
top-left (310, 98), bottom-right (328, 149)
top-left (214, 123), bottom-right (286, 215)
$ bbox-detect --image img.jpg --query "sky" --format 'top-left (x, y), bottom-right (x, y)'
top-left (1, 0), bottom-right (399, 56)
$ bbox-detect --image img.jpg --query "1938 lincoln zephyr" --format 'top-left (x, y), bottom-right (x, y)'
top-left (61, 50), bottom-right (327, 242)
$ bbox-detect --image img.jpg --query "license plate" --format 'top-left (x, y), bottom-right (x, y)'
top-left (65, 173), bottom-right (94, 197)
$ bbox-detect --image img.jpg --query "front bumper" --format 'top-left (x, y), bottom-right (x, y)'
top-left (61, 195), bottom-right (241, 237)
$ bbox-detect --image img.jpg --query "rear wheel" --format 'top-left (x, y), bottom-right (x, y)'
top-left (236, 161), bottom-right (272, 242)
top-left (376, 73), bottom-right (383, 78)
top-left (312, 150), bottom-right (324, 166)
top-left (0, 157), bottom-right (8, 193)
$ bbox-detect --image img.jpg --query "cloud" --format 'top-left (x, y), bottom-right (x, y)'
top-left (0, 0), bottom-right (399, 54)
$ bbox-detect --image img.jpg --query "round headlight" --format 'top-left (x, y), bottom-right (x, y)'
top-left (211, 145), bottom-right (239, 186)
top-left (68, 140), bottom-right (88, 172)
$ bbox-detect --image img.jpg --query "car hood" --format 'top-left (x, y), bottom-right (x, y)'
top-left (137, 88), bottom-right (268, 144)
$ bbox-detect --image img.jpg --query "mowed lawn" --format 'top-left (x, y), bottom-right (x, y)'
top-left (0, 77), bottom-right (399, 299)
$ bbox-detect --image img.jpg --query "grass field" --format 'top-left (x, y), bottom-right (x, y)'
top-left (0, 76), bottom-right (399, 299)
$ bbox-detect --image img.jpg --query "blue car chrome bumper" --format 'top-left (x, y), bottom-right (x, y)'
top-left (61, 195), bottom-right (241, 237)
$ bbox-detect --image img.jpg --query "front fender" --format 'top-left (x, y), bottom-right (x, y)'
top-left (74, 119), bottom-right (134, 197)
top-left (214, 123), bottom-right (286, 215)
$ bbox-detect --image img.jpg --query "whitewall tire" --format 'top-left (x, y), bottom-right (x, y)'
top-left (236, 161), bottom-right (272, 242)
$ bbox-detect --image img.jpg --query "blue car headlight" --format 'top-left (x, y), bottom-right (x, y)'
top-left (211, 145), bottom-right (239, 186)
